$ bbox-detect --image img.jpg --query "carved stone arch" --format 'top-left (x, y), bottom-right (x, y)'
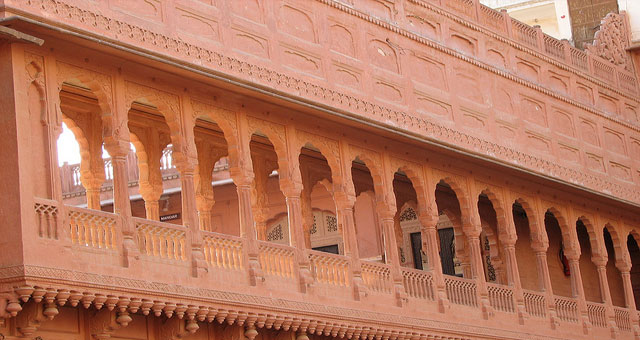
top-left (479, 187), bottom-right (515, 241)
top-left (246, 117), bottom-right (290, 180)
top-left (389, 157), bottom-right (429, 217)
top-left (434, 175), bottom-right (474, 234)
top-left (545, 206), bottom-right (579, 256)
top-left (191, 99), bottom-right (239, 169)
top-left (576, 215), bottom-right (605, 258)
top-left (513, 197), bottom-right (546, 249)
top-left (124, 82), bottom-right (187, 164)
top-left (56, 62), bottom-right (114, 141)
top-left (59, 112), bottom-right (103, 187)
top-left (603, 223), bottom-right (629, 264)
top-left (295, 130), bottom-right (342, 190)
top-left (349, 146), bottom-right (386, 206)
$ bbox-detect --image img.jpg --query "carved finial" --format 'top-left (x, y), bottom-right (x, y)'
top-left (14, 286), bottom-right (33, 303)
top-left (245, 325), bottom-right (258, 340)
top-left (586, 12), bottom-right (632, 70)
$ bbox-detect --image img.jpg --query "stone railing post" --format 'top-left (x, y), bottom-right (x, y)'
top-left (562, 39), bottom-right (572, 64)
top-left (502, 9), bottom-right (512, 38)
top-left (418, 210), bottom-right (449, 313)
top-left (534, 25), bottom-right (544, 51)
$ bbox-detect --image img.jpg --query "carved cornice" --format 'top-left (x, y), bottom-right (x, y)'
top-left (0, 265), bottom-right (573, 340)
top-left (11, 0), bottom-right (640, 205)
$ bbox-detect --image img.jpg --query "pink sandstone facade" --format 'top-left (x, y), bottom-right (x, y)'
top-left (1, 0), bottom-right (640, 339)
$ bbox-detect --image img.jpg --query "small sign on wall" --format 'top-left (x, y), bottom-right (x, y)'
top-left (160, 213), bottom-right (180, 222)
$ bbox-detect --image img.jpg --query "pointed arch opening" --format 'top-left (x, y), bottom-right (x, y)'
top-left (58, 82), bottom-right (109, 211)
top-left (392, 171), bottom-right (423, 270)
top-left (435, 180), bottom-right (467, 278)
top-left (628, 234), bottom-right (640, 308)
top-left (351, 158), bottom-right (383, 262)
top-left (477, 193), bottom-right (505, 284)
top-left (250, 133), bottom-right (288, 244)
top-left (298, 143), bottom-right (340, 254)
top-left (512, 200), bottom-right (540, 291)
top-left (545, 210), bottom-right (572, 297)
top-left (604, 226), bottom-right (625, 307)
top-left (193, 116), bottom-right (239, 234)
top-left (126, 102), bottom-right (177, 223)
top-left (575, 218), bottom-right (602, 302)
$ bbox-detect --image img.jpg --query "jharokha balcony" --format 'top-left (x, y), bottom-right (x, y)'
top-left (1, 0), bottom-right (640, 340)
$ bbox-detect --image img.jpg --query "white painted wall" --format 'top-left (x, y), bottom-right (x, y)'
top-left (618, 0), bottom-right (640, 43)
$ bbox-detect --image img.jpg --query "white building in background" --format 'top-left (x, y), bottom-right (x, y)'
top-left (482, 0), bottom-right (640, 48)
top-left (480, 0), bottom-right (572, 40)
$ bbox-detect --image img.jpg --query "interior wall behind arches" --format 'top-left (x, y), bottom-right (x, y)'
top-left (604, 228), bottom-right (625, 307)
top-left (354, 191), bottom-right (381, 260)
top-left (545, 213), bottom-right (572, 297)
top-left (513, 206), bottom-right (538, 290)
top-left (576, 222), bottom-right (601, 302)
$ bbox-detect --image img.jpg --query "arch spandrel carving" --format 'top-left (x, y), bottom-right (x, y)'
top-left (123, 81), bottom-right (190, 165)
top-left (56, 61), bottom-right (113, 112)
top-left (191, 99), bottom-right (239, 169)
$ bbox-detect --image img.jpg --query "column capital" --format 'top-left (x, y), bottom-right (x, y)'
top-left (616, 259), bottom-right (632, 273)
top-left (104, 140), bottom-right (131, 158)
top-left (591, 255), bottom-right (608, 268)
top-left (279, 177), bottom-right (303, 198)
top-left (229, 166), bottom-right (254, 187)
top-left (333, 190), bottom-right (356, 210)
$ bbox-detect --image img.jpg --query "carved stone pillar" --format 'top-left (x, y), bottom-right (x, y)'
top-left (464, 220), bottom-right (491, 319)
top-left (84, 177), bottom-right (104, 211)
top-left (418, 210), bottom-right (449, 313)
top-left (230, 166), bottom-right (263, 286)
top-left (616, 259), bottom-right (638, 311)
top-left (195, 142), bottom-right (220, 231)
top-left (280, 177), bottom-right (313, 293)
top-left (141, 136), bottom-right (165, 221)
top-left (80, 130), bottom-right (107, 210)
top-left (335, 190), bottom-right (365, 300)
top-left (104, 139), bottom-right (137, 267)
top-left (565, 251), bottom-right (591, 334)
top-left (376, 202), bottom-right (406, 306)
top-left (300, 178), bottom-right (314, 249)
top-left (593, 255), bottom-right (617, 332)
top-left (250, 158), bottom-right (270, 241)
top-left (502, 237), bottom-right (527, 323)
top-left (175, 157), bottom-right (207, 277)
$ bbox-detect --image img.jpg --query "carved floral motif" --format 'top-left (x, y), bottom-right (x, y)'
top-left (587, 13), bottom-right (632, 71)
